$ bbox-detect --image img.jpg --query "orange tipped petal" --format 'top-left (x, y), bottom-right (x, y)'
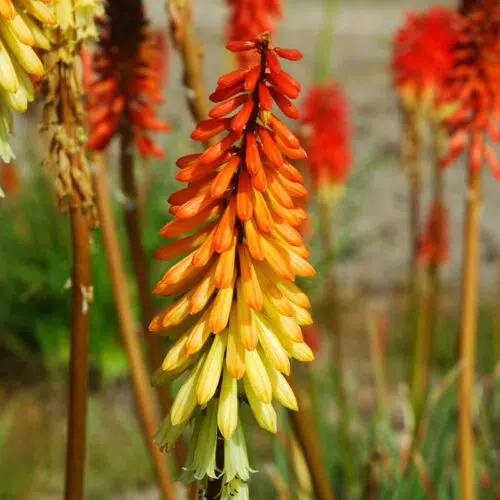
top-left (261, 237), bottom-right (294, 280)
top-left (245, 133), bottom-right (263, 176)
top-left (252, 189), bottom-right (274, 234)
top-left (214, 198), bottom-right (237, 253)
top-left (231, 99), bottom-right (255, 132)
top-left (210, 156), bottom-right (241, 199)
top-left (238, 244), bottom-right (263, 311)
top-left (159, 204), bottom-right (223, 238)
top-left (244, 218), bottom-right (265, 261)
top-left (214, 233), bottom-right (238, 289)
top-left (257, 127), bottom-right (283, 168)
top-left (210, 94), bottom-right (249, 119)
top-left (236, 171), bottom-right (254, 220)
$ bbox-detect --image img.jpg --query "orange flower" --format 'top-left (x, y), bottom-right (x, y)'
top-left (151, 34), bottom-right (314, 440)
top-left (300, 80), bottom-right (352, 189)
top-left (416, 201), bottom-right (449, 266)
top-left (442, 0), bottom-right (500, 177)
top-left (391, 7), bottom-right (460, 115)
top-left (226, 0), bottom-right (282, 66)
top-left (84, 1), bottom-right (169, 157)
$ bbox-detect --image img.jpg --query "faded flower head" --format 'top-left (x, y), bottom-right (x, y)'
top-left (391, 7), bottom-right (460, 118)
top-left (0, 0), bottom-right (55, 164)
top-left (441, 0), bottom-right (500, 178)
top-left (150, 36), bottom-right (313, 493)
top-left (300, 80), bottom-right (352, 193)
top-left (85, 0), bottom-right (169, 157)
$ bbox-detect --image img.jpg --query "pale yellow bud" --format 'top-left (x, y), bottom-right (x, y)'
top-left (170, 353), bottom-right (206, 425)
top-left (243, 376), bottom-right (277, 433)
top-left (209, 276), bottom-right (235, 333)
top-left (255, 312), bottom-right (290, 375)
top-left (226, 306), bottom-right (246, 379)
top-left (196, 331), bottom-right (227, 405)
top-left (261, 352), bottom-right (298, 411)
top-left (244, 348), bottom-right (272, 404)
top-left (218, 366), bottom-right (238, 439)
top-left (0, 39), bottom-right (18, 93)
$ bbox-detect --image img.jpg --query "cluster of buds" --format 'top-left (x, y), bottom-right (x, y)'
top-left (150, 34), bottom-right (314, 497)
top-left (391, 7), bottom-right (460, 121)
top-left (41, 0), bottom-right (103, 212)
top-left (300, 80), bottom-right (352, 195)
top-left (226, 0), bottom-right (282, 66)
top-left (85, 0), bottom-right (169, 157)
top-left (0, 0), bottom-right (55, 195)
top-left (441, 0), bottom-right (500, 177)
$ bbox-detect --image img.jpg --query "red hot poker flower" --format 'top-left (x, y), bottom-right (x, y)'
top-left (150, 34), bottom-right (315, 439)
top-left (226, 0), bottom-right (282, 66)
top-left (416, 201), bottom-right (450, 266)
top-left (441, 1), bottom-right (500, 178)
top-left (300, 80), bottom-right (352, 189)
top-left (391, 7), bottom-right (460, 115)
top-left (85, 2), bottom-right (170, 158)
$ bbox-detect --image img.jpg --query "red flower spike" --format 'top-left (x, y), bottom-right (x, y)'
top-left (151, 37), bottom-right (313, 411)
top-left (84, 3), bottom-right (169, 157)
top-left (226, 1), bottom-right (283, 67)
top-left (391, 7), bottom-right (460, 113)
top-left (300, 80), bottom-right (352, 188)
top-left (441, 1), bottom-right (500, 178)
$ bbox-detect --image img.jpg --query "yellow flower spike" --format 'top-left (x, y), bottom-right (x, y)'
top-left (10, 14), bottom-right (35, 46)
top-left (218, 365), bottom-right (238, 439)
top-left (0, 19), bottom-right (43, 74)
top-left (161, 333), bottom-right (191, 372)
top-left (0, 39), bottom-right (18, 93)
top-left (253, 264), bottom-right (294, 317)
top-left (244, 348), bottom-right (272, 404)
top-left (170, 353), bottom-right (207, 425)
top-left (209, 274), bottom-right (236, 333)
top-left (20, 0), bottom-right (56, 25)
top-left (196, 331), bottom-right (228, 405)
top-left (261, 353), bottom-right (298, 411)
top-left (255, 312), bottom-right (291, 375)
top-left (290, 301), bottom-right (313, 326)
top-left (18, 11), bottom-right (50, 49)
top-left (226, 306), bottom-right (246, 379)
top-left (236, 279), bottom-right (258, 350)
top-left (189, 266), bottom-right (216, 314)
top-left (263, 294), bottom-right (303, 343)
top-left (280, 337), bottom-right (315, 363)
top-left (185, 311), bottom-right (212, 355)
top-left (243, 375), bottom-right (277, 433)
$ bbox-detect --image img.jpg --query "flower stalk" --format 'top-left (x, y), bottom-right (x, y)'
top-left (166, 0), bottom-right (209, 123)
top-left (92, 152), bottom-right (176, 500)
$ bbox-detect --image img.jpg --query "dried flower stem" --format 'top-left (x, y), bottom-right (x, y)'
top-left (58, 69), bottom-right (92, 500)
top-left (288, 373), bottom-right (335, 500)
top-left (166, 0), bottom-right (209, 124)
top-left (458, 150), bottom-right (481, 500)
top-left (119, 124), bottom-right (186, 469)
top-left (92, 152), bottom-right (176, 500)
top-left (65, 194), bottom-right (91, 500)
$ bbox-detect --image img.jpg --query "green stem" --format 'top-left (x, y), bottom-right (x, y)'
top-left (315, 0), bottom-right (339, 83)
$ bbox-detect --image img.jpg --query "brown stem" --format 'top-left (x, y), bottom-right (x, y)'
top-left (92, 153), bottom-right (176, 500)
top-left (458, 151), bottom-right (481, 500)
top-left (119, 125), bottom-right (186, 469)
top-left (165, 0), bottom-right (209, 125)
top-left (64, 196), bottom-right (91, 500)
top-left (288, 373), bottom-right (335, 500)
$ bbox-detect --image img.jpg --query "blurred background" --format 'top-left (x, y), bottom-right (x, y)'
top-left (1, 0), bottom-right (499, 498)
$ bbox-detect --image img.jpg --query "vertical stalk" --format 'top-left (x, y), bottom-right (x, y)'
top-left (165, 0), bottom-right (209, 124)
top-left (92, 153), bottom-right (176, 500)
top-left (404, 107), bottom-right (425, 422)
top-left (319, 195), bottom-right (355, 490)
top-left (64, 195), bottom-right (91, 500)
top-left (288, 373), bottom-right (335, 500)
top-left (458, 146), bottom-right (481, 500)
top-left (411, 122), bottom-right (445, 426)
top-left (315, 0), bottom-right (339, 83)
top-left (119, 124), bottom-right (185, 468)
top-left (58, 67), bottom-right (92, 500)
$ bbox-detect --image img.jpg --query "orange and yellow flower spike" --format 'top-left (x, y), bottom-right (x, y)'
top-left (152, 33), bottom-right (314, 498)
